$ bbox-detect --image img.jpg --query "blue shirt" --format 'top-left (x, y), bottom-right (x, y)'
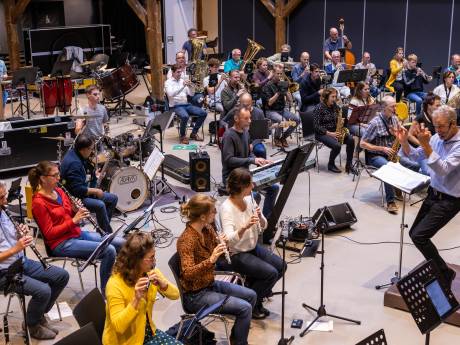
top-left (291, 63), bottom-right (309, 84)
top-left (224, 59), bottom-right (242, 73)
top-left (0, 210), bottom-right (23, 270)
top-left (0, 60), bottom-right (7, 78)
top-left (323, 38), bottom-right (343, 54)
top-left (325, 63), bottom-right (346, 87)
top-left (401, 131), bottom-right (460, 197)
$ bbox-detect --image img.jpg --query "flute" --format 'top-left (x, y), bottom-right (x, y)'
top-left (212, 218), bottom-right (231, 264)
top-left (250, 193), bottom-right (262, 234)
top-left (2, 207), bottom-right (51, 270)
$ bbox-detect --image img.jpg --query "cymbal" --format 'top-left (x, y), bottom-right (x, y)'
top-left (42, 136), bottom-right (73, 141)
top-left (71, 114), bottom-right (98, 119)
top-left (80, 60), bottom-right (96, 66)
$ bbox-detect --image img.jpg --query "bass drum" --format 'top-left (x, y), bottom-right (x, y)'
top-left (99, 63), bottom-right (139, 100)
top-left (100, 165), bottom-right (148, 212)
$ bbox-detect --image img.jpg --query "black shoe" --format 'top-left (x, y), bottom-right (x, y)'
top-left (259, 305), bottom-right (270, 316)
top-left (345, 164), bottom-right (358, 175)
top-left (252, 305), bottom-right (267, 320)
top-left (328, 164), bottom-right (341, 173)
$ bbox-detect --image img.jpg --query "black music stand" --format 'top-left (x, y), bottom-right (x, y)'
top-left (396, 260), bottom-right (459, 344)
top-left (51, 60), bottom-right (73, 116)
top-left (355, 329), bottom-right (387, 345)
top-left (12, 67), bottom-right (39, 119)
top-left (336, 69), bottom-right (368, 85)
top-left (299, 207), bottom-right (361, 337)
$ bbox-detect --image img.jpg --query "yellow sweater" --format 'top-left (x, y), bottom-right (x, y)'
top-left (102, 269), bottom-right (179, 345)
top-left (385, 59), bottom-right (403, 92)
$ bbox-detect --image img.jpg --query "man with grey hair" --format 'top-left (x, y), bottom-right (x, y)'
top-left (325, 50), bottom-right (351, 99)
top-left (267, 44), bottom-right (293, 65)
top-left (224, 48), bottom-right (243, 73)
top-left (0, 181), bottom-right (69, 340)
top-left (324, 27), bottom-right (352, 62)
top-left (396, 105), bottom-right (460, 287)
top-left (361, 95), bottom-right (420, 213)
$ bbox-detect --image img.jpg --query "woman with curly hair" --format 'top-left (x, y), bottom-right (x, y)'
top-left (103, 232), bottom-right (181, 345)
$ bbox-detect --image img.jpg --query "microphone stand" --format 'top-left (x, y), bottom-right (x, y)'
top-left (277, 235), bottom-right (294, 345)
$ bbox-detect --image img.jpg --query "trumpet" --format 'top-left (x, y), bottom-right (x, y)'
top-left (2, 207), bottom-right (51, 270)
top-left (57, 183), bottom-right (107, 237)
top-left (417, 67), bottom-right (433, 82)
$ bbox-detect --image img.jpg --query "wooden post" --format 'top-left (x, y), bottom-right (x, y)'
top-left (4, 0), bottom-right (21, 71)
top-left (0, 84), bottom-right (4, 120)
top-left (145, 0), bottom-right (164, 100)
top-left (196, 0), bottom-right (203, 31)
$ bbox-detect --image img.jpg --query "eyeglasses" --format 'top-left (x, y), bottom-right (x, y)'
top-left (45, 173), bottom-right (60, 178)
top-left (434, 123), bottom-right (453, 130)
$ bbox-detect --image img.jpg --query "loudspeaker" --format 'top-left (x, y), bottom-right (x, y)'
top-left (312, 203), bottom-right (357, 233)
top-left (189, 151), bottom-right (210, 192)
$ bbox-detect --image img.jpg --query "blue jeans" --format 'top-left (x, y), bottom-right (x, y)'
top-left (265, 109), bottom-right (300, 139)
top-left (2, 90), bottom-right (7, 106)
top-left (228, 244), bottom-right (286, 305)
top-left (183, 280), bottom-right (256, 345)
top-left (368, 155), bottom-right (421, 203)
top-left (173, 104), bottom-right (207, 137)
top-left (253, 184), bottom-right (280, 219)
top-left (52, 231), bottom-right (125, 294)
top-left (83, 192), bottom-right (118, 234)
top-left (0, 258), bottom-right (69, 326)
top-left (406, 91), bottom-right (427, 115)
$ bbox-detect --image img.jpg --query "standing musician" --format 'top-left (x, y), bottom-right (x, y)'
top-left (221, 106), bottom-right (279, 219)
top-left (348, 81), bottom-right (375, 137)
top-left (75, 85), bottom-right (109, 139)
top-left (262, 69), bottom-right (300, 148)
top-left (220, 168), bottom-right (286, 319)
top-left (221, 70), bottom-right (246, 115)
top-left (360, 96), bottom-right (420, 214)
top-left (0, 181), bottom-right (69, 340)
top-left (0, 58), bottom-right (7, 119)
top-left (103, 232), bottom-right (181, 345)
top-left (267, 44), bottom-right (293, 65)
top-left (396, 105), bottom-right (460, 288)
top-left (203, 58), bottom-right (227, 113)
top-left (177, 194), bottom-right (257, 345)
top-left (29, 161), bottom-right (124, 295)
top-left (182, 27), bottom-right (207, 61)
top-left (60, 134), bottom-right (118, 234)
top-left (446, 54), bottom-right (460, 87)
top-left (313, 88), bottom-right (355, 174)
top-left (385, 47), bottom-right (405, 102)
top-left (224, 49), bottom-right (243, 73)
top-left (325, 50), bottom-right (351, 99)
top-left (300, 63), bottom-right (323, 113)
top-left (433, 71), bottom-right (460, 106)
top-left (164, 64), bottom-right (207, 144)
top-left (402, 54), bottom-right (430, 116)
top-left (323, 27), bottom-right (352, 62)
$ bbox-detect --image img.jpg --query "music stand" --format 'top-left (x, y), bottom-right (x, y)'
top-left (355, 329), bottom-right (387, 345)
top-left (12, 67), bottom-right (39, 119)
top-left (396, 260), bottom-right (459, 344)
top-left (122, 201), bottom-right (158, 236)
top-left (336, 69), bottom-right (368, 85)
top-left (51, 60), bottom-right (73, 116)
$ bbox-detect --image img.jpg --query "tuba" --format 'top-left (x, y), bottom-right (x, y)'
top-left (240, 39), bottom-right (264, 72)
top-left (447, 92), bottom-right (460, 108)
top-left (189, 37), bottom-right (208, 93)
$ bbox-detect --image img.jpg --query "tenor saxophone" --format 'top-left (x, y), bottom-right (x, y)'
top-left (335, 105), bottom-right (349, 144)
top-left (388, 138), bottom-right (401, 163)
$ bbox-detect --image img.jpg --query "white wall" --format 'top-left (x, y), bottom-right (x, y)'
top-left (163, 0), bottom-right (195, 64)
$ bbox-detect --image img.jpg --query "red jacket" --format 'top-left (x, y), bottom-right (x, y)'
top-left (32, 187), bottom-right (81, 250)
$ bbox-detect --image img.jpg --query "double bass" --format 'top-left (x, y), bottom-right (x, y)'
top-left (339, 18), bottom-right (356, 87)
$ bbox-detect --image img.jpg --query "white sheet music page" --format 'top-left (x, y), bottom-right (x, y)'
top-left (371, 162), bottom-right (431, 194)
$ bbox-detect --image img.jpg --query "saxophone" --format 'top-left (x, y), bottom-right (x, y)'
top-left (335, 104), bottom-right (349, 144)
top-left (388, 117), bottom-right (401, 163)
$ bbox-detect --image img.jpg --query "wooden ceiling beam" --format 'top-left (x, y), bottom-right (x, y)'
top-left (283, 0), bottom-right (303, 17)
top-left (13, 0), bottom-right (31, 20)
top-left (260, 0), bottom-right (275, 17)
top-left (126, 0), bottom-right (147, 26)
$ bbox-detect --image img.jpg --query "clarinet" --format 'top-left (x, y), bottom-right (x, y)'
top-left (57, 183), bottom-right (107, 237)
top-left (211, 219), bottom-right (231, 264)
top-left (250, 193), bottom-right (262, 234)
top-left (1, 207), bottom-right (51, 270)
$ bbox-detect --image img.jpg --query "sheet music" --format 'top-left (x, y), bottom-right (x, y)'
top-left (372, 162), bottom-right (431, 194)
top-left (143, 147), bottom-right (165, 181)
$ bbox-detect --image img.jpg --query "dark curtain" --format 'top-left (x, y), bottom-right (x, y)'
top-left (102, 0), bottom-right (146, 54)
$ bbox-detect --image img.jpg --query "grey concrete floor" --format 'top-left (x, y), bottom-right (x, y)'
top-left (1, 81), bottom-right (460, 344)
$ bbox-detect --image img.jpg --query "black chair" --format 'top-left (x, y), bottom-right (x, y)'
top-left (54, 323), bottom-right (102, 345)
top-left (206, 37), bottom-right (219, 54)
top-left (72, 288), bottom-right (106, 341)
top-left (355, 328), bottom-right (388, 345)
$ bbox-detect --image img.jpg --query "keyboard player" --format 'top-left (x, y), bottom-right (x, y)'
top-left (221, 105), bottom-right (279, 219)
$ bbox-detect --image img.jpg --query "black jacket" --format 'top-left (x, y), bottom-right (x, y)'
top-left (300, 74), bottom-right (321, 111)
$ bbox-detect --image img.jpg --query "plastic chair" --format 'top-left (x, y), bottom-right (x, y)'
top-left (54, 323), bottom-right (102, 345)
top-left (72, 288), bottom-right (106, 340)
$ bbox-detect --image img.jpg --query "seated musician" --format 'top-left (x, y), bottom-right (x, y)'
top-left (222, 93), bottom-right (267, 159)
top-left (360, 96), bottom-right (420, 214)
top-left (182, 27), bottom-right (207, 61)
top-left (290, 52), bottom-right (310, 106)
top-left (354, 52), bottom-right (379, 97)
top-left (177, 194), bottom-right (256, 345)
top-left (30, 161), bottom-right (124, 295)
top-left (60, 134), bottom-right (118, 234)
top-left (221, 106), bottom-right (279, 220)
top-left (324, 50), bottom-right (350, 99)
top-left (220, 168), bottom-right (286, 319)
top-left (446, 54), bottom-right (460, 87)
top-left (347, 81), bottom-right (375, 137)
top-left (267, 44), bottom-right (293, 65)
top-left (313, 88), bottom-right (355, 174)
top-left (0, 58), bottom-right (7, 119)
top-left (385, 47), bottom-right (405, 102)
top-left (0, 181), bottom-right (69, 340)
top-left (300, 63), bottom-right (323, 113)
top-left (224, 49), bottom-right (243, 73)
top-left (262, 68), bottom-right (300, 148)
top-left (164, 64), bottom-right (207, 144)
top-left (221, 70), bottom-right (246, 115)
top-left (166, 51), bottom-right (187, 80)
top-left (203, 58), bottom-right (227, 113)
top-left (75, 85), bottom-right (109, 139)
top-left (402, 54), bottom-right (430, 116)
top-left (252, 57), bottom-right (273, 90)
top-left (323, 27), bottom-right (352, 63)
top-left (433, 71), bottom-right (460, 106)
top-left (103, 232), bottom-right (181, 345)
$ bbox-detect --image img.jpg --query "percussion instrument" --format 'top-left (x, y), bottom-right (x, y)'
top-left (41, 76), bottom-right (73, 115)
top-left (98, 63), bottom-right (139, 100)
top-left (80, 60), bottom-right (97, 67)
top-left (100, 164), bottom-right (148, 212)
